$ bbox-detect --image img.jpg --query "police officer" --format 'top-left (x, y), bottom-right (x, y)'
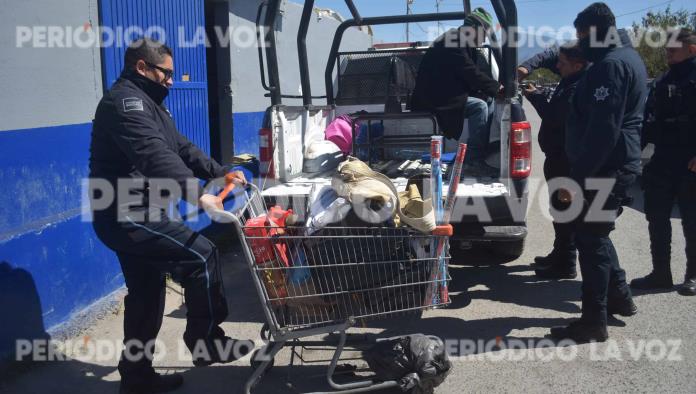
top-left (550, 3), bottom-right (646, 342)
top-left (631, 28), bottom-right (696, 297)
top-left (89, 38), bottom-right (253, 394)
top-left (518, 26), bottom-right (634, 276)
top-left (521, 44), bottom-right (588, 280)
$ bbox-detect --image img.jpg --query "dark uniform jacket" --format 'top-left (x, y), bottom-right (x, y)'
top-left (89, 70), bottom-right (230, 218)
top-left (411, 28), bottom-right (500, 140)
top-left (565, 42), bottom-right (648, 184)
top-left (643, 57), bottom-right (696, 175)
top-left (526, 68), bottom-right (586, 160)
top-left (520, 29), bottom-right (634, 76)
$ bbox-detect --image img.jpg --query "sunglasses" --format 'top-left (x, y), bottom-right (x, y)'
top-left (145, 62), bottom-right (174, 81)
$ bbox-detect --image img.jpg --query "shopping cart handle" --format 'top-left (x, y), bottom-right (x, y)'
top-left (432, 225), bottom-right (453, 236)
top-left (205, 173), bottom-right (244, 223)
top-left (218, 172), bottom-right (241, 200)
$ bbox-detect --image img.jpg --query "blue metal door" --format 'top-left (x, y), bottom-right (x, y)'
top-left (99, 0), bottom-right (211, 154)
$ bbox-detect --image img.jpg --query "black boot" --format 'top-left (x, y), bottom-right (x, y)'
top-left (191, 336), bottom-right (255, 367)
top-left (630, 271), bottom-right (673, 290)
top-left (534, 247), bottom-right (577, 279)
top-left (679, 260), bottom-right (696, 296)
top-left (550, 320), bottom-right (608, 343)
top-left (608, 295), bottom-right (638, 317)
top-left (532, 252), bottom-right (555, 268)
top-left (533, 246), bottom-right (576, 269)
top-left (678, 278), bottom-right (696, 296)
top-left (534, 264), bottom-right (577, 279)
top-left (120, 373), bottom-right (184, 394)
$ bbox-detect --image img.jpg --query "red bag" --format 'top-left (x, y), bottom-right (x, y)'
top-left (243, 207), bottom-right (296, 304)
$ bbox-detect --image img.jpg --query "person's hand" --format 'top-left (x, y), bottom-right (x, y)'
top-left (517, 66), bottom-right (530, 81)
top-left (558, 188), bottom-right (575, 203)
top-left (522, 83), bottom-right (537, 96)
top-left (496, 85), bottom-right (506, 99)
top-left (228, 170), bottom-right (248, 186)
top-left (199, 193), bottom-right (223, 213)
top-left (688, 157), bottom-right (696, 173)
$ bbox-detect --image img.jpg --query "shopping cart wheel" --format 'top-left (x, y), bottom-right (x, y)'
top-left (259, 323), bottom-right (270, 341)
top-left (250, 349), bottom-right (275, 373)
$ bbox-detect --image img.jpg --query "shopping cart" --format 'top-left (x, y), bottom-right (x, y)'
top-left (217, 183), bottom-right (452, 393)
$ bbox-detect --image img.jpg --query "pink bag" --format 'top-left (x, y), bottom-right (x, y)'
top-left (325, 115), bottom-right (360, 155)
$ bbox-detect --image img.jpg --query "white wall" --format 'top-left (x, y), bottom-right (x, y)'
top-left (228, 0), bottom-right (373, 113)
top-left (0, 0), bottom-right (103, 131)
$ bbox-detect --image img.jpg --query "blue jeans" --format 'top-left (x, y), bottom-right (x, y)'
top-left (461, 97), bottom-right (494, 163)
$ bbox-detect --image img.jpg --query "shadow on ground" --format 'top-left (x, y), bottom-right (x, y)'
top-left (14, 226), bottom-right (601, 394)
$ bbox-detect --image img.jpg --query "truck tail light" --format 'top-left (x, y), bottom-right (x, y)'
top-left (259, 127), bottom-right (275, 179)
top-left (510, 121), bottom-right (532, 179)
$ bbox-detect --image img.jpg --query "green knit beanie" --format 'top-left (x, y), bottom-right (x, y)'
top-left (464, 7), bottom-right (494, 30)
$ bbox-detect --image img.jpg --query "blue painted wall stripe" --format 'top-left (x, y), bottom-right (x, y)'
top-left (0, 122), bottom-right (123, 329)
top-left (0, 123), bottom-right (93, 238)
top-left (0, 216), bottom-right (122, 330)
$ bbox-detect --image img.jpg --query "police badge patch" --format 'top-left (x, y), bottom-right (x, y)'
top-left (123, 97), bottom-right (144, 112)
top-left (594, 86), bottom-right (610, 102)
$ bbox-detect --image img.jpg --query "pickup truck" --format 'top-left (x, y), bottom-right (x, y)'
top-left (254, 0), bottom-right (530, 259)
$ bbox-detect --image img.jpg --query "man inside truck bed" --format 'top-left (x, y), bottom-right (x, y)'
top-left (411, 7), bottom-right (502, 177)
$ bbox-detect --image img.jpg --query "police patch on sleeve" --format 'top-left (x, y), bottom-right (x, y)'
top-left (123, 97), bottom-right (144, 112)
top-left (594, 86), bottom-right (610, 102)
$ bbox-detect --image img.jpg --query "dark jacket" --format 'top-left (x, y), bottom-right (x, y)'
top-left (89, 70), bottom-right (231, 217)
top-left (411, 28), bottom-right (500, 140)
top-left (520, 29), bottom-right (634, 75)
top-left (565, 42), bottom-right (648, 184)
top-left (526, 68), bottom-right (586, 160)
top-left (643, 57), bottom-right (696, 173)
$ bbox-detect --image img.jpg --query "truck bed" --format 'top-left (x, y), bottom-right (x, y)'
top-left (261, 159), bottom-right (509, 200)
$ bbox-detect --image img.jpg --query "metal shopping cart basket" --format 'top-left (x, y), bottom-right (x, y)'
top-left (220, 184), bottom-right (452, 393)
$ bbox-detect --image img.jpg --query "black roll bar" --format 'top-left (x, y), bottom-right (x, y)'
top-left (262, 0), bottom-right (282, 105)
top-left (297, 0), bottom-right (315, 105)
top-left (498, 0), bottom-right (518, 96)
top-left (256, 2), bottom-right (271, 93)
top-left (323, 12), bottom-right (470, 106)
top-left (288, 0), bottom-right (518, 107)
top-left (344, 0), bottom-right (362, 24)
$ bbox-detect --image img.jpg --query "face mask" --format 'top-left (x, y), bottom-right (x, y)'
top-left (124, 69), bottom-right (170, 104)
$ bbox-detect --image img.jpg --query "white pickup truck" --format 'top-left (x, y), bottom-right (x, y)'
top-left (255, 0), bottom-right (530, 258)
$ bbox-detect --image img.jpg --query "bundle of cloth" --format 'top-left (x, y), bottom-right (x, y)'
top-left (306, 156), bottom-right (437, 233)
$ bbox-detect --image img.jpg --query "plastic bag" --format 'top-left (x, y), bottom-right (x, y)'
top-left (364, 334), bottom-right (451, 393)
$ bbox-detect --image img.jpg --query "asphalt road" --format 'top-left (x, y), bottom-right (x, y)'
top-left (3, 101), bottom-right (695, 394)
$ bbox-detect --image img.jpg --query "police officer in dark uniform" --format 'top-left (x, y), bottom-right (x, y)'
top-left (518, 27), bottom-right (634, 277)
top-left (520, 44), bottom-right (588, 280)
top-left (89, 38), bottom-right (253, 394)
top-left (549, 3), bottom-right (646, 342)
top-left (631, 28), bottom-right (696, 297)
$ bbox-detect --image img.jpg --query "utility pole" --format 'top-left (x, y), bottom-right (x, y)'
top-left (406, 0), bottom-right (413, 42)
top-left (436, 0), bottom-right (442, 36)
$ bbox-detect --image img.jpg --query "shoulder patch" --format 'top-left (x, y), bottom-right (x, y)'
top-left (122, 97), bottom-right (144, 112)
